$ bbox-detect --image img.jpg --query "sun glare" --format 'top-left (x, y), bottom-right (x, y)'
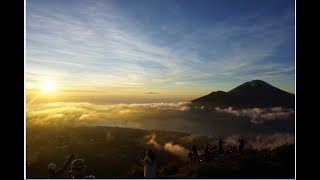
top-left (40, 81), bottom-right (56, 92)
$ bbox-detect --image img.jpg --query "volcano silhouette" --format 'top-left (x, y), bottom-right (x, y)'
top-left (191, 80), bottom-right (294, 108)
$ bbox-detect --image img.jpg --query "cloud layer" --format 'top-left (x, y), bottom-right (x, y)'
top-left (248, 133), bottom-right (294, 150)
top-left (215, 107), bottom-right (294, 124)
top-left (27, 102), bottom-right (191, 127)
top-left (27, 102), bottom-right (294, 137)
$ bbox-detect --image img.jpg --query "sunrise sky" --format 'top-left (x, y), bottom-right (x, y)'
top-left (26, 0), bottom-right (295, 103)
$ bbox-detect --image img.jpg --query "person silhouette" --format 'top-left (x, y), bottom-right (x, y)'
top-left (218, 139), bottom-right (225, 155)
top-left (204, 144), bottom-right (211, 162)
top-left (139, 149), bottom-right (156, 178)
top-left (239, 137), bottom-right (245, 153)
top-left (188, 150), bottom-right (194, 162)
top-left (191, 145), bottom-right (200, 163)
top-left (204, 144), bottom-right (211, 154)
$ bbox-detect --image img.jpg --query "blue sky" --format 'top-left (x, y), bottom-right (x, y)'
top-left (26, 0), bottom-right (295, 96)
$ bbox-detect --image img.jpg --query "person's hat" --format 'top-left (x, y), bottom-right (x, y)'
top-left (71, 159), bottom-right (85, 170)
top-left (48, 163), bottom-right (56, 172)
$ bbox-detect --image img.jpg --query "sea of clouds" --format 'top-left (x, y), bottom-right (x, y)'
top-left (27, 102), bottom-right (294, 137)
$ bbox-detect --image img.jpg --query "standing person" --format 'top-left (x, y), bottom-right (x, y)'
top-left (150, 150), bottom-right (156, 178)
top-left (48, 154), bottom-right (74, 179)
top-left (204, 144), bottom-right (211, 155)
top-left (239, 137), bottom-right (245, 153)
top-left (232, 145), bottom-right (237, 154)
top-left (68, 158), bottom-right (95, 179)
top-left (139, 149), bottom-right (156, 178)
top-left (238, 137), bottom-right (242, 152)
top-left (204, 144), bottom-right (211, 162)
top-left (191, 145), bottom-right (200, 163)
top-left (218, 139), bottom-right (225, 155)
top-left (188, 150), bottom-right (194, 163)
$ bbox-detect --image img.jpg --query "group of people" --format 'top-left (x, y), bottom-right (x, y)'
top-left (47, 138), bottom-right (245, 179)
top-left (139, 138), bottom-right (246, 178)
top-left (48, 150), bottom-right (157, 179)
top-left (48, 154), bottom-right (95, 179)
top-left (188, 137), bottom-right (246, 163)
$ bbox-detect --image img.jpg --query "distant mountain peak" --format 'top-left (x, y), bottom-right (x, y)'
top-left (246, 80), bottom-right (269, 87)
top-left (191, 80), bottom-right (294, 108)
top-left (228, 80), bottom-right (287, 94)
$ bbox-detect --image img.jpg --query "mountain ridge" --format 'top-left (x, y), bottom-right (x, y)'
top-left (191, 80), bottom-right (294, 108)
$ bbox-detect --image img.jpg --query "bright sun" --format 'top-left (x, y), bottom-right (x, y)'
top-left (40, 81), bottom-right (56, 92)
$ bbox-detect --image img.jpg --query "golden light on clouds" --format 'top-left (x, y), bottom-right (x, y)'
top-left (40, 80), bottom-right (56, 92)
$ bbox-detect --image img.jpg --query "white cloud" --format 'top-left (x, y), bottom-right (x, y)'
top-left (215, 107), bottom-right (294, 124)
top-left (164, 142), bottom-right (188, 159)
top-left (146, 133), bottom-right (162, 150)
top-left (247, 133), bottom-right (294, 150)
top-left (145, 133), bottom-right (188, 159)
